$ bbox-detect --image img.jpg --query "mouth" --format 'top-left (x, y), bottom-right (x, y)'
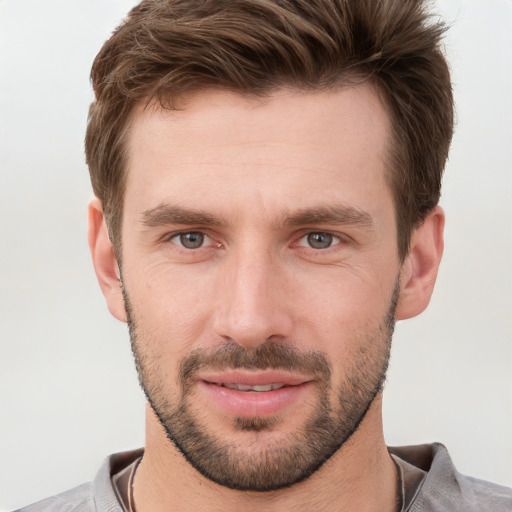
top-left (198, 371), bottom-right (313, 418)
top-left (209, 382), bottom-right (288, 392)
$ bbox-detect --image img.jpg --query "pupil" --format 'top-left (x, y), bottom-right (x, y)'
top-left (307, 232), bottom-right (332, 249)
top-left (180, 232), bottom-right (204, 249)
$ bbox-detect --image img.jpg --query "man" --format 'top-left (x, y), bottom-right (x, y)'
top-left (15, 0), bottom-right (512, 511)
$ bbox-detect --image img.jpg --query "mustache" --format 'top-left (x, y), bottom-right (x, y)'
top-left (179, 341), bottom-right (332, 386)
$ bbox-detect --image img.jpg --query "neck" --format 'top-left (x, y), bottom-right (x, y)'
top-left (133, 396), bottom-right (399, 512)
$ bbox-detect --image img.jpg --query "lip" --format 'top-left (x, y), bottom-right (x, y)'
top-left (200, 370), bottom-right (310, 387)
top-left (198, 370), bottom-right (314, 418)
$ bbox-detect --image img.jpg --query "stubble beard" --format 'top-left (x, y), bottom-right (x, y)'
top-left (124, 282), bottom-right (398, 492)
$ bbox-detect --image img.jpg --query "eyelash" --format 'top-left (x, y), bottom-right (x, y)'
top-left (164, 230), bottom-right (346, 251)
top-left (167, 231), bottom-right (218, 250)
top-left (295, 232), bottom-right (343, 250)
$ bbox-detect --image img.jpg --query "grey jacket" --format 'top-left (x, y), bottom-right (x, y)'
top-left (14, 443), bottom-right (512, 511)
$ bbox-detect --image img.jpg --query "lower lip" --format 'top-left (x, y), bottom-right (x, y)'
top-left (199, 381), bottom-right (313, 418)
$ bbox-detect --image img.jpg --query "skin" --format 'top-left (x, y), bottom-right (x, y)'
top-left (89, 85), bottom-right (444, 511)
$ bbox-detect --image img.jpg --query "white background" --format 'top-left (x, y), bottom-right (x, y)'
top-left (1, 1), bottom-right (511, 510)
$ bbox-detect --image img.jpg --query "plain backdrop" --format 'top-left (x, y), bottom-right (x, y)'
top-left (1, 0), bottom-right (511, 510)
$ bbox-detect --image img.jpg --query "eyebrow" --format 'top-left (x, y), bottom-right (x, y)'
top-left (282, 205), bottom-right (375, 229)
top-left (141, 203), bottom-right (375, 230)
top-left (141, 204), bottom-right (227, 227)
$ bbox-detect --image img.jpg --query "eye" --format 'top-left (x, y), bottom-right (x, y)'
top-left (171, 231), bottom-right (208, 249)
top-left (298, 232), bottom-right (340, 249)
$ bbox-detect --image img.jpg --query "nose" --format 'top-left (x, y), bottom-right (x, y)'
top-left (212, 247), bottom-right (293, 349)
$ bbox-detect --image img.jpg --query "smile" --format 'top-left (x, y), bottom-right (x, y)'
top-left (198, 372), bottom-right (313, 417)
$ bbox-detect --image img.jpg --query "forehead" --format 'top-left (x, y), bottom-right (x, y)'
top-left (124, 86), bottom-right (392, 223)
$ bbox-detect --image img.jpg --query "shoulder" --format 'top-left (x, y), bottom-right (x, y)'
top-left (12, 482), bottom-right (94, 512)
top-left (455, 474), bottom-right (512, 510)
top-left (416, 471), bottom-right (512, 512)
top-left (390, 443), bottom-right (512, 511)
top-left (12, 448), bottom-right (143, 512)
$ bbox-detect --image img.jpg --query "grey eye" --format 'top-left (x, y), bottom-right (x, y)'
top-left (178, 232), bottom-right (205, 249)
top-left (307, 232), bottom-right (334, 249)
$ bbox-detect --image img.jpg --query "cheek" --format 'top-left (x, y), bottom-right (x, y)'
top-left (291, 269), bottom-right (395, 361)
top-left (293, 267), bottom-right (393, 324)
top-left (125, 264), bottom-right (219, 355)
top-left (123, 244), bottom-right (398, 362)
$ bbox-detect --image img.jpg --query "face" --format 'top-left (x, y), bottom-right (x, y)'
top-left (119, 86), bottom-right (402, 491)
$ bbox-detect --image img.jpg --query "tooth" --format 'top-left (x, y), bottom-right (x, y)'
top-left (252, 384), bottom-right (273, 392)
top-left (221, 383), bottom-right (286, 391)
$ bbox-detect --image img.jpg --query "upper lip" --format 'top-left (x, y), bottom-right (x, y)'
top-left (199, 370), bottom-right (311, 387)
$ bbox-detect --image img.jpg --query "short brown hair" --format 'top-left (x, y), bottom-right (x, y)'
top-left (85, 0), bottom-right (453, 260)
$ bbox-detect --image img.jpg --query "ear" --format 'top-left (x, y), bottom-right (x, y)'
top-left (396, 206), bottom-right (444, 320)
top-left (88, 198), bottom-right (127, 322)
